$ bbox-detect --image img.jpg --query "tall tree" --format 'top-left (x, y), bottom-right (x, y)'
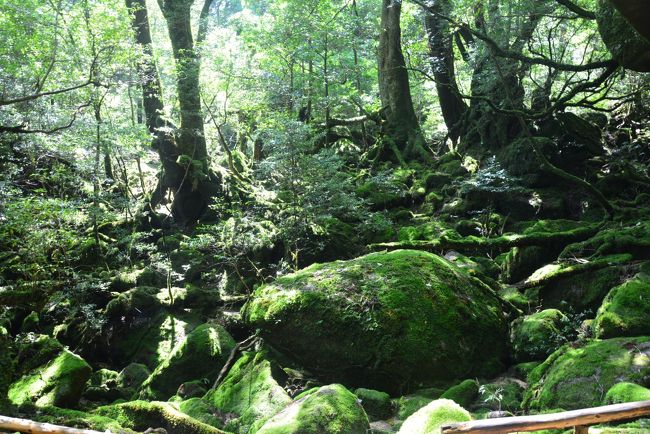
top-left (126, 0), bottom-right (218, 224)
top-left (423, 0), bottom-right (467, 146)
top-left (378, 0), bottom-right (427, 161)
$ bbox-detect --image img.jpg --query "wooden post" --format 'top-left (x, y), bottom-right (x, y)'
top-left (574, 425), bottom-right (589, 434)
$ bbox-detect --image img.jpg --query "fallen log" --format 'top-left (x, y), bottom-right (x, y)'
top-left (0, 415), bottom-right (107, 434)
top-left (370, 224), bottom-right (601, 254)
top-left (441, 400), bottom-right (650, 433)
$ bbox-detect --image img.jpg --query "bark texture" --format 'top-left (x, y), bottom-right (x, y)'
top-left (378, 0), bottom-right (427, 161)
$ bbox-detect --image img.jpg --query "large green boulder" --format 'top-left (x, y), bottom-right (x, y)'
top-left (140, 323), bottom-right (235, 400)
top-left (95, 400), bottom-right (226, 434)
top-left (604, 382), bottom-right (650, 404)
top-left (0, 326), bottom-right (13, 410)
top-left (594, 276), bottom-right (650, 338)
top-left (204, 351), bottom-right (292, 434)
top-left (354, 388), bottom-right (393, 421)
top-left (397, 399), bottom-right (471, 434)
top-left (510, 309), bottom-right (568, 362)
top-left (255, 384), bottom-right (370, 434)
top-left (524, 337), bottom-right (650, 411)
top-left (440, 379), bottom-right (478, 408)
top-left (8, 349), bottom-right (91, 408)
top-left (243, 250), bottom-right (508, 393)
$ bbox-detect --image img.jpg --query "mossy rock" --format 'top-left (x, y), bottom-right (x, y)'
top-left (593, 276), bottom-right (650, 338)
top-left (83, 369), bottom-right (121, 402)
top-left (397, 221), bottom-right (457, 243)
top-left (524, 337), bottom-right (650, 411)
top-left (535, 264), bottom-right (623, 313)
top-left (140, 323), bottom-right (235, 400)
top-left (397, 399), bottom-right (471, 434)
top-left (20, 311), bottom-right (40, 333)
top-left (604, 382), bottom-right (650, 404)
top-left (501, 246), bottom-right (554, 284)
top-left (511, 309), bottom-right (568, 362)
top-left (394, 394), bottom-right (433, 420)
top-left (440, 380), bottom-right (478, 408)
top-left (116, 363), bottom-right (150, 399)
top-left (177, 380), bottom-right (209, 400)
top-left (255, 384), bottom-right (370, 434)
top-left (204, 350), bottom-right (292, 434)
top-left (560, 221), bottom-right (650, 260)
top-left (178, 397), bottom-right (223, 428)
top-left (243, 250), bottom-right (508, 393)
top-left (95, 400), bottom-right (227, 434)
top-left (105, 286), bottom-right (162, 320)
top-left (354, 388), bottom-right (392, 421)
top-left (512, 361), bottom-right (541, 381)
top-left (14, 334), bottom-right (64, 378)
top-left (596, 0), bottom-right (650, 72)
top-left (9, 349), bottom-right (91, 408)
top-left (29, 406), bottom-right (136, 433)
top-left (109, 312), bottom-right (203, 370)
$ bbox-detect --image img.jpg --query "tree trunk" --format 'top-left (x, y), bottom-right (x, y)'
top-left (423, 0), bottom-right (467, 146)
top-left (378, 0), bottom-right (427, 161)
top-left (159, 0), bottom-right (218, 224)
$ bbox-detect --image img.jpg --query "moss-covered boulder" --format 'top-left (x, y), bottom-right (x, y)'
top-left (139, 323), bottom-right (235, 400)
top-left (511, 309), bottom-right (568, 362)
top-left (83, 368), bottom-right (121, 402)
top-left (397, 399), bottom-right (471, 434)
top-left (354, 388), bottom-right (392, 421)
top-left (255, 384), bottom-right (370, 434)
top-left (8, 349), bottom-right (91, 408)
top-left (95, 400), bottom-right (226, 434)
top-left (243, 250), bottom-right (508, 393)
top-left (178, 397), bottom-right (223, 428)
top-left (524, 337), bottom-right (650, 411)
top-left (594, 276), bottom-right (650, 338)
top-left (474, 378), bottom-right (526, 414)
top-left (604, 382), bottom-right (650, 404)
top-left (117, 363), bottom-right (151, 399)
top-left (204, 351), bottom-right (292, 433)
top-left (440, 379), bottom-right (478, 408)
top-left (395, 394), bottom-right (434, 420)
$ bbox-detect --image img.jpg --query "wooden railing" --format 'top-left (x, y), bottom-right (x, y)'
top-left (0, 415), bottom-right (106, 434)
top-left (441, 400), bottom-right (650, 433)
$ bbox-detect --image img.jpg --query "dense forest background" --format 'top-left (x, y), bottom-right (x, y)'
top-left (1, 0), bottom-right (650, 433)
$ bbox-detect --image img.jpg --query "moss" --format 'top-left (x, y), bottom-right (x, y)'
top-left (30, 406), bottom-right (135, 433)
top-left (499, 287), bottom-right (531, 311)
top-left (394, 395), bottom-right (433, 420)
top-left (354, 388), bottom-right (392, 421)
top-left (109, 312), bottom-right (203, 370)
top-left (593, 276), bottom-right (650, 338)
top-left (9, 349), bottom-right (91, 408)
top-left (13, 334), bottom-right (63, 378)
top-left (139, 323), bottom-right (235, 401)
top-left (84, 368), bottom-right (122, 402)
top-left (243, 250), bottom-right (508, 394)
top-left (512, 361), bottom-right (541, 380)
top-left (560, 221), bottom-right (650, 260)
top-left (397, 221), bottom-right (457, 243)
top-left (523, 337), bottom-right (650, 411)
top-left (95, 400), bottom-right (227, 434)
top-left (204, 350), bottom-right (291, 433)
top-left (179, 398), bottom-right (223, 428)
top-left (255, 384), bottom-right (370, 434)
top-left (511, 309), bottom-right (567, 362)
top-left (20, 311), bottom-right (40, 333)
top-left (604, 382), bottom-right (650, 404)
top-left (501, 246), bottom-right (553, 284)
top-left (397, 399), bottom-right (471, 434)
top-left (117, 363), bottom-right (150, 399)
top-left (440, 380), bottom-right (478, 408)
top-left (177, 380), bottom-right (209, 399)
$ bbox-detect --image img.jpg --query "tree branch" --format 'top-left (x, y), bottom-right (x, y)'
top-left (553, 0), bottom-right (596, 19)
